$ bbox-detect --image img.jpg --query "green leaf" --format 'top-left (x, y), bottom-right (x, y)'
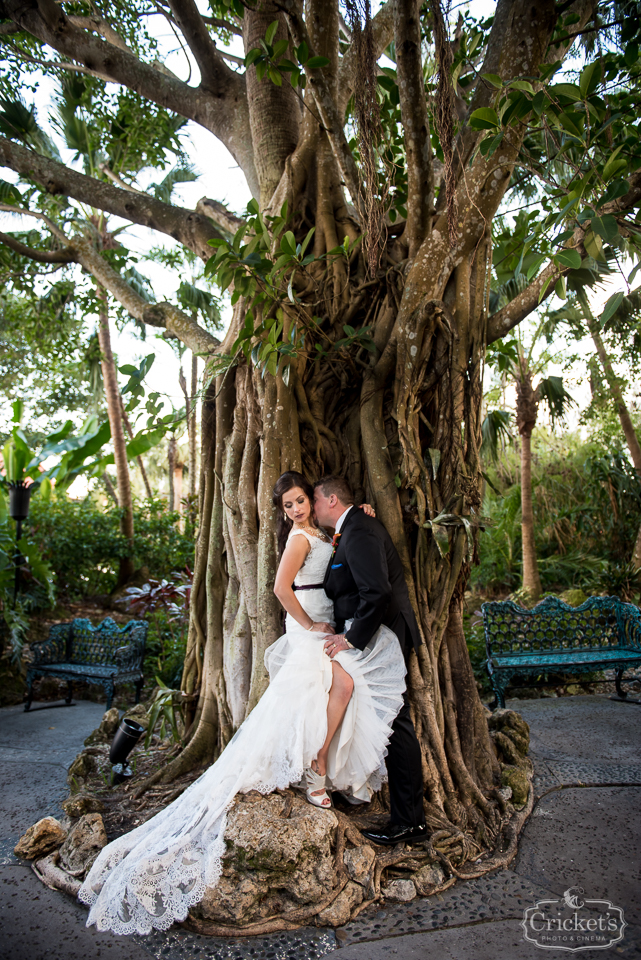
top-left (599, 291), bottom-right (624, 325)
top-left (583, 229), bottom-right (604, 261)
top-left (468, 107), bottom-right (499, 130)
top-left (11, 399), bottom-right (23, 424)
top-left (554, 249), bottom-right (582, 269)
top-left (296, 42), bottom-right (309, 65)
top-left (602, 146), bottom-right (626, 182)
top-left (551, 83), bottom-right (582, 101)
top-left (268, 66), bottom-right (283, 86)
top-left (526, 254), bottom-right (547, 281)
top-left (579, 61), bottom-right (601, 99)
top-left (558, 111), bottom-right (584, 139)
top-left (624, 42), bottom-right (638, 67)
top-left (596, 179), bottom-right (629, 208)
top-left (590, 215), bottom-right (618, 243)
top-left (272, 38), bottom-right (289, 60)
top-left (245, 47), bottom-right (263, 68)
top-left (281, 230), bottom-right (297, 255)
top-left (482, 73), bottom-right (502, 88)
top-left (306, 56), bottom-right (330, 69)
top-left (510, 79), bottom-right (534, 94)
top-left (265, 20), bottom-right (279, 47)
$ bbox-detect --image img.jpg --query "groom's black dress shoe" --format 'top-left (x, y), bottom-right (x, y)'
top-left (361, 822), bottom-right (428, 846)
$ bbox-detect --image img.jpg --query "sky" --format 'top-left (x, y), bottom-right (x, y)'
top-left (0, 0), bottom-right (637, 467)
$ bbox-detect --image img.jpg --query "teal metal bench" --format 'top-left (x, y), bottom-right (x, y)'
top-left (25, 617), bottom-right (148, 711)
top-left (482, 595), bottom-right (641, 709)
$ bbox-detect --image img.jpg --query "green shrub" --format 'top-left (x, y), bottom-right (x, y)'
top-left (26, 496), bottom-right (194, 598)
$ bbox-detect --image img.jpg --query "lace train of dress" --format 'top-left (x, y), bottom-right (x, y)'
top-left (78, 529), bottom-right (406, 935)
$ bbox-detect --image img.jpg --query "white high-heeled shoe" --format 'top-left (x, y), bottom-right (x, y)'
top-left (305, 765), bottom-right (332, 808)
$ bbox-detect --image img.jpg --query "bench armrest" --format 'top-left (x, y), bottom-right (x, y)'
top-left (620, 606), bottom-right (641, 650)
top-left (30, 624), bottom-right (71, 665)
top-left (114, 632), bottom-right (146, 671)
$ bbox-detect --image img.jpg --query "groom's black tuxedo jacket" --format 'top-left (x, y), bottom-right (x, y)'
top-left (322, 507), bottom-right (421, 655)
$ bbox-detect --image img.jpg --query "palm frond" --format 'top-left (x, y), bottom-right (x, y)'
top-left (153, 165), bottom-right (197, 204)
top-left (481, 409), bottom-right (513, 462)
top-left (537, 376), bottom-right (575, 424)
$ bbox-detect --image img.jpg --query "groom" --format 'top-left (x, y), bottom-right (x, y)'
top-left (313, 475), bottom-right (427, 845)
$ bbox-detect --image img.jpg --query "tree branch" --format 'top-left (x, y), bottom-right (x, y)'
top-left (394, 0), bottom-right (432, 257)
top-left (166, 0), bottom-right (231, 90)
top-left (0, 229), bottom-right (74, 263)
top-left (0, 0), bottom-right (258, 195)
top-left (201, 15), bottom-right (243, 37)
top-left (73, 238), bottom-right (220, 356)
top-left (195, 197), bottom-right (244, 236)
top-left (487, 263), bottom-right (560, 342)
top-left (67, 15), bottom-right (132, 52)
top-left (0, 135), bottom-right (223, 259)
top-left (487, 168), bottom-right (641, 343)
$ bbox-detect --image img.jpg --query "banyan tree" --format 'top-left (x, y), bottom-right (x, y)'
top-left (1, 0), bottom-right (639, 869)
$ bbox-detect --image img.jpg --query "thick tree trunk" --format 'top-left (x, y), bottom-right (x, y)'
top-left (96, 287), bottom-right (135, 585)
top-left (130, 0), bottom-right (578, 859)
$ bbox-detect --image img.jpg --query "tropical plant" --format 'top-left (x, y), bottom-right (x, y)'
top-left (486, 325), bottom-right (575, 600)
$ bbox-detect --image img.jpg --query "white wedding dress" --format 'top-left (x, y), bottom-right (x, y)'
top-left (78, 528), bottom-right (406, 935)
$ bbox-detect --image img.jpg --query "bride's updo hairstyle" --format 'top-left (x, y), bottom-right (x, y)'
top-left (273, 471), bottom-right (316, 557)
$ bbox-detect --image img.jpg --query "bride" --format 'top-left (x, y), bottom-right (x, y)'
top-left (79, 471), bottom-right (407, 935)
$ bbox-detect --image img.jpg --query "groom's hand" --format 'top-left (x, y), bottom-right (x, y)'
top-left (324, 634), bottom-right (350, 658)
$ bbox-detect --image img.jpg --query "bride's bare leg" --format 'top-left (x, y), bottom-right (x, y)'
top-left (311, 662), bottom-right (354, 793)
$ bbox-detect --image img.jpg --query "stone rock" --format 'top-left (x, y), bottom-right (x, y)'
top-left (412, 862), bottom-right (445, 896)
top-left (501, 764), bottom-right (529, 806)
top-left (566, 684), bottom-right (582, 696)
top-left (191, 792), bottom-right (338, 926)
top-left (343, 844), bottom-right (376, 885)
top-left (84, 707), bottom-right (120, 746)
top-left (67, 751), bottom-right (96, 785)
top-left (559, 589), bottom-right (587, 608)
top-left (14, 817), bottom-right (67, 859)
top-left (62, 794), bottom-right (106, 819)
top-left (497, 785), bottom-right (513, 801)
top-left (316, 881), bottom-right (364, 926)
top-left (383, 879), bottom-right (416, 902)
top-left (58, 813), bottom-right (108, 876)
top-left (123, 703), bottom-right (150, 729)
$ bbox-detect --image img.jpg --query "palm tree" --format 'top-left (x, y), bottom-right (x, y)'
top-left (488, 326), bottom-right (574, 601)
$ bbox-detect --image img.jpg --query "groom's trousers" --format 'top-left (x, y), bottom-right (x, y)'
top-left (386, 692), bottom-right (425, 827)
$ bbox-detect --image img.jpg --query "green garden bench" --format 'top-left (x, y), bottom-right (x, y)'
top-left (25, 617), bottom-right (148, 712)
top-left (482, 595), bottom-right (641, 709)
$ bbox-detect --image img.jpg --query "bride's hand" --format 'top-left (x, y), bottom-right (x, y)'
top-left (359, 503), bottom-right (376, 517)
top-left (310, 621), bottom-right (334, 634)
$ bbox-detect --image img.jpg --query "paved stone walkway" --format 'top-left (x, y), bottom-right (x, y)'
top-left (1, 695), bottom-right (639, 959)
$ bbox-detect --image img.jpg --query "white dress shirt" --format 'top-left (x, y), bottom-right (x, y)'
top-left (334, 504), bottom-right (353, 535)
top-left (332, 505), bottom-right (354, 646)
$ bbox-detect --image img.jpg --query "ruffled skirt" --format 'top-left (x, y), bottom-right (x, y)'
top-left (78, 621), bottom-right (406, 935)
